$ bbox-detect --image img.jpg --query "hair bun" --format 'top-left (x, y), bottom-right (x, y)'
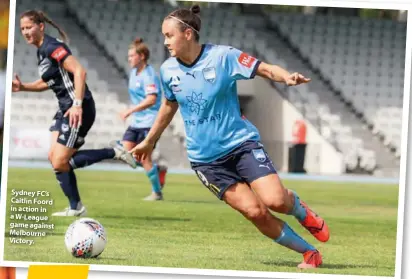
top-left (190, 4), bottom-right (200, 15)
top-left (134, 37), bottom-right (143, 44)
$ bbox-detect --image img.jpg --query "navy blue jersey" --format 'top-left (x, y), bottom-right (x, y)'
top-left (37, 34), bottom-right (93, 111)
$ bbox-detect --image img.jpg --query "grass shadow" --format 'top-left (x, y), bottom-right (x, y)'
top-left (263, 260), bottom-right (378, 270)
top-left (168, 200), bottom-right (221, 205)
top-left (104, 215), bottom-right (192, 222)
top-left (83, 256), bottom-right (128, 261)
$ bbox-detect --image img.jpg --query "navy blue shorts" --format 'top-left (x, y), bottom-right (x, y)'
top-left (49, 99), bottom-right (96, 149)
top-left (190, 140), bottom-right (277, 200)
top-left (122, 126), bottom-right (149, 143)
top-left (122, 126), bottom-right (158, 148)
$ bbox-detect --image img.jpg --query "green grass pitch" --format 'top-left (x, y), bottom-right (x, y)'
top-left (3, 167), bottom-right (399, 276)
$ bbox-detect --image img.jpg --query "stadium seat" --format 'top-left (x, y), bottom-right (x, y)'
top-left (12, 0), bottom-right (403, 174)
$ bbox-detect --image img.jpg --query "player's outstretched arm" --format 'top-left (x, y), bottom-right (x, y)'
top-left (120, 94), bottom-right (157, 121)
top-left (146, 99), bottom-right (178, 145)
top-left (256, 62), bottom-right (311, 86)
top-left (12, 74), bottom-right (48, 92)
top-left (130, 99), bottom-right (178, 160)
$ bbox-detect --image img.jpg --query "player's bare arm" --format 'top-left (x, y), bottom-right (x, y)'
top-left (63, 55), bottom-right (86, 102)
top-left (120, 94), bottom-right (157, 121)
top-left (12, 74), bottom-right (48, 92)
top-left (145, 99), bottom-right (178, 145)
top-left (256, 62), bottom-right (311, 86)
top-left (130, 99), bottom-right (178, 160)
top-left (62, 55), bottom-right (86, 128)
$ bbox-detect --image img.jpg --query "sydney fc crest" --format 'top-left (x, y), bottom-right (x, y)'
top-left (202, 67), bottom-right (216, 83)
top-left (252, 149), bottom-right (267, 162)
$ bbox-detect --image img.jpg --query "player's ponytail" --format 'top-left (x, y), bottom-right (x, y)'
top-left (20, 10), bottom-right (69, 43)
top-left (37, 11), bottom-right (69, 43)
top-left (129, 37), bottom-right (150, 62)
top-left (165, 4), bottom-right (201, 42)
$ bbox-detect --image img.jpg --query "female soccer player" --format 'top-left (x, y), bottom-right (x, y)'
top-left (12, 10), bottom-right (137, 217)
top-left (111, 37), bottom-right (168, 201)
top-left (130, 5), bottom-right (330, 268)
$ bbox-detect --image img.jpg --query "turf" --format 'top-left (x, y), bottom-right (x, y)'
top-left (3, 167), bottom-right (399, 276)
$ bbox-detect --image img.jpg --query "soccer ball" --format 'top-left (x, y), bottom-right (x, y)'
top-left (64, 218), bottom-right (107, 258)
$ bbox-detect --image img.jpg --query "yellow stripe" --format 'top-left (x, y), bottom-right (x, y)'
top-left (210, 184), bottom-right (220, 194)
top-left (27, 265), bottom-right (89, 279)
top-left (0, 9), bottom-right (8, 49)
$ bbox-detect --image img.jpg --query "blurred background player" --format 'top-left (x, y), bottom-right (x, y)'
top-left (12, 10), bottom-right (137, 216)
top-left (111, 37), bottom-right (168, 201)
top-left (131, 4), bottom-right (328, 268)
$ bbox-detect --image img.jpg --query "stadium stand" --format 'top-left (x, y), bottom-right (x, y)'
top-left (12, 0), bottom-right (178, 167)
top-left (269, 12), bottom-right (404, 148)
top-left (11, 0), bottom-right (405, 176)
top-left (260, 11), bottom-right (405, 175)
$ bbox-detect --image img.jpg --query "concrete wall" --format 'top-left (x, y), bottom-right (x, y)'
top-left (238, 77), bottom-right (345, 175)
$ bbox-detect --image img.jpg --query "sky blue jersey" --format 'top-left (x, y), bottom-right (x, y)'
top-left (160, 44), bottom-right (261, 163)
top-left (128, 65), bottom-right (162, 128)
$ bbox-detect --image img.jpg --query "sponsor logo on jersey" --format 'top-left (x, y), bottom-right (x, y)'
top-left (145, 84), bottom-right (157, 94)
top-left (169, 76), bottom-right (181, 93)
top-left (51, 46), bottom-right (68, 62)
top-left (238, 52), bottom-right (256, 68)
top-left (186, 72), bottom-right (196, 79)
top-left (186, 91), bottom-right (207, 115)
top-left (47, 80), bottom-right (55, 87)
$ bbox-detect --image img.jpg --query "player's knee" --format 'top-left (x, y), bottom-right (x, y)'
top-left (265, 192), bottom-right (289, 212)
top-left (243, 205), bottom-right (267, 222)
top-left (47, 151), bottom-right (53, 163)
top-left (141, 157), bottom-right (152, 170)
top-left (51, 157), bottom-right (70, 172)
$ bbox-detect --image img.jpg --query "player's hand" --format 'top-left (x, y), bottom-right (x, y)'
top-left (119, 109), bottom-right (132, 121)
top-left (12, 74), bottom-right (22, 92)
top-left (64, 106), bottom-right (83, 128)
top-left (285, 72), bottom-right (311, 86)
top-left (129, 139), bottom-right (154, 161)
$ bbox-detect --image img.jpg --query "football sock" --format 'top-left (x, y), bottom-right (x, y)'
top-left (288, 191), bottom-right (307, 222)
top-left (274, 222), bottom-right (316, 253)
top-left (146, 164), bottom-right (161, 194)
top-left (55, 169), bottom-right (80, 210)
top-left (69, 148), bottom-right (115, 169)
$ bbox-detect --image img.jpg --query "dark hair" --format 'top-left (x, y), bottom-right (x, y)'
top-left (20, 10), bottom-right (69, 43)
top-left (165, 4), bottom-right (201, 42)
top-left (129, 37), bottom-right (150, 62)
